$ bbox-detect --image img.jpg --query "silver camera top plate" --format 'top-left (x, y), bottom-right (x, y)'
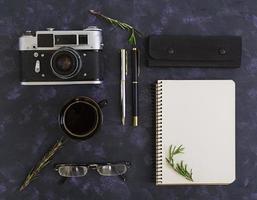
top-left (19, 26), bottom-right (103, 51)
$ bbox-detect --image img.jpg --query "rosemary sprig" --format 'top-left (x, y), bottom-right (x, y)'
top-left (89, 9), bottom-right (143, 46)
top-left (166, 145), bottom-right (193, 182)
top-left (19, 137), bottom-right (66, 191)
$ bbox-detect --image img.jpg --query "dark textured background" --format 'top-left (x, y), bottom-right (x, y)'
top-left (0, 0), bottom-right (256, 199)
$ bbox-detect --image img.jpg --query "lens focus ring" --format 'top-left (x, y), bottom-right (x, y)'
top-left (50, 47), bottom-right (82, 79)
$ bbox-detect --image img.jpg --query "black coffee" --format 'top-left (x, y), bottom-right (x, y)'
top-left (64, 102), bottom-right (98, 135)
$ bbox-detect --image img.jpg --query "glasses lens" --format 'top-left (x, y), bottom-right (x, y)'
top-left (58, 166), bottom-right (87, 177)
top-left (97, 164), bottom-right (127, 176)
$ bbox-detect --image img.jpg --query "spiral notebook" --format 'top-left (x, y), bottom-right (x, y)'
top-left (155, 80), bottom-right (235, 185)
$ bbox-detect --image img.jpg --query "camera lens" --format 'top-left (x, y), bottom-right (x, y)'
top-left (51, 47), bottom-right (81, 79)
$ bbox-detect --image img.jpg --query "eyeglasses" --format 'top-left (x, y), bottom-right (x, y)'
top-left (55, 162), bottom-right (131, 181)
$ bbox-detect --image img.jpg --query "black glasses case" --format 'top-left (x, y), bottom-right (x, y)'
top-left (147, 35), bottom-right (242, 68)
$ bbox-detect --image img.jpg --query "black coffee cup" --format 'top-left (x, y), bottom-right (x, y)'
top-left (59, 97), bottom-right (107, 140)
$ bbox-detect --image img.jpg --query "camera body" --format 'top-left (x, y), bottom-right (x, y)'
top-left (19, 26), bottom-right (104, 85)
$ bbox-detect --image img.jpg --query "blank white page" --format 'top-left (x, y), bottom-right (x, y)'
top-left (158, 80), bottom-right (235, 185)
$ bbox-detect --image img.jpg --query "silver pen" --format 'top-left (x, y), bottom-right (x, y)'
top-left (121, 49), bottom-right (128, 125)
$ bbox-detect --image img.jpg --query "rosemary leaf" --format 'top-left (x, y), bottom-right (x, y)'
top-left (166, 145), bottom-right (194, 182)
top-left (169, 145), bottom-right (173, 161)
top-left (19, 137), bottom-right (66, 191)
top-left (117, 23), bottom-right (126, 30)
top-left (89, 9), bottom-right (143, 46)
top-left (128, 30), bottom-right (136, 45)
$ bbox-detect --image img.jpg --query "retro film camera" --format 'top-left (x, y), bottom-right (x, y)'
top-left (19, 26), bottom-right (104, 85)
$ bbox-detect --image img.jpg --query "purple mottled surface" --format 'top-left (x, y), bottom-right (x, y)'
top-left (0, 0), bottom-right (256, 199)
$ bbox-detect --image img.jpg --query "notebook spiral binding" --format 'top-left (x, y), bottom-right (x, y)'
top-left (156, 81), bottom-right (163, 185)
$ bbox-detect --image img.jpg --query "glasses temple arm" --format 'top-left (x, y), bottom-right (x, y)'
top-left (118, 174), bottom-right (127, 182)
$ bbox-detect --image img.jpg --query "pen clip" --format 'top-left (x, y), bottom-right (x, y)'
top-left (125, 50), bottom-right (128, 76)
top-left (137, 49), bottom-right (140, 77)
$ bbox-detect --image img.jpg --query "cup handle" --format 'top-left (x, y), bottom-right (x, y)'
top-left (98, 99), bottom-right (108, 108)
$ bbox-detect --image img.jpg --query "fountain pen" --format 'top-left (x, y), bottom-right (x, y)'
top-left (131, 48), bottom-right (140, 127)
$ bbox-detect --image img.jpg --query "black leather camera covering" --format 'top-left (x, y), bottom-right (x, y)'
top-left (20, 50), bottom-right (103, 83)
top-left (147, 35), bottom-right (242, 68)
